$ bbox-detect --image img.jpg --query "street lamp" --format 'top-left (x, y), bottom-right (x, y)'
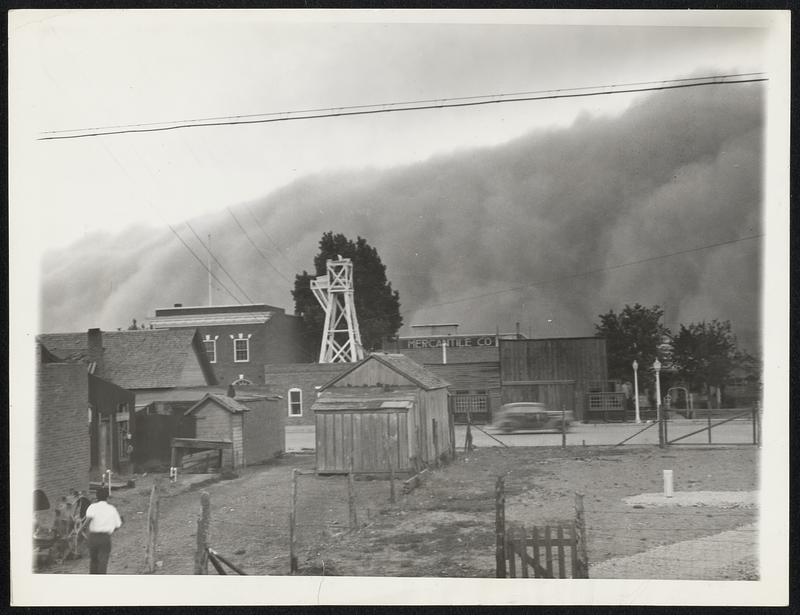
top-left (653, 358), bottom-right (663, 447)
top-left (632, 360), bottom-right (641, 424)
top-left (653, 358), bottom-right (662, 416)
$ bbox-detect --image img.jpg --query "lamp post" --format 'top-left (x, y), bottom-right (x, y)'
top-left (632, 360), bottom-right (641, 424)
top-left (654, 358), bottom-right (663, 447)
top-left (653, 359), bottom-right (662, 416)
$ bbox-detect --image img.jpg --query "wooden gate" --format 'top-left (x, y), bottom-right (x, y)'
top-left (495, 476), bottom-right (589, 578)
top-left (505, 524), bottom-right (579, 578)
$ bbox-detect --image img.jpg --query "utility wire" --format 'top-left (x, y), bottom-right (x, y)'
top-left (164, 222), bottom-right (245, 305)
top-left (37, 23), bottom-right (244, 307)
top-left (184, 221), bottom-right (256, 303)
top-left (244, 203), bottom-right (299, 271)
top-left (227, 207), bottom-right (293, 284)
top-left (37, 73), bottom-right (767, 141)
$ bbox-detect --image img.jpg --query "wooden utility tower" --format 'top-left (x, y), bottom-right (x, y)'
top-left (311, 257), bottom-right (365, 363)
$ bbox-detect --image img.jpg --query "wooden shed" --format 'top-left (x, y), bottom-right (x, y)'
top-left (184, 393), bottom-right (250, 469)
top-left (312, 353), bottom-right (453, 475)
top-left (499, 337), bottom-right (609, 421)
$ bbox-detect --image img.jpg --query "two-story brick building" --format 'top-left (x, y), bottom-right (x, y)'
top-left (149, 303), bottom-right (312, 385)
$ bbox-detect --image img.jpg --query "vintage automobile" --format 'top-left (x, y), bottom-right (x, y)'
top-left (493, 402), bottom-right (573, 433)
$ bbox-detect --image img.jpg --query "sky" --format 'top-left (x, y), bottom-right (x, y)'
top-left (10, 10), bottom-right (787, 347)
top-left (8, 10), bottom-right (792, 606)
top-left (11, 11), bottom-right (773, 250)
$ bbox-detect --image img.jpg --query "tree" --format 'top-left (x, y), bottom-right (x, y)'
top-left (292, 232), bottom-right (403, 354)
top-left (595, 304), bottom-right (670, 382)
top-left (671, 320), bottom-right (738, 398)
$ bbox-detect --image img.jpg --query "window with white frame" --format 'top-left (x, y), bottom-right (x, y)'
top-left (234, 337), bottom-right (250, 362)
top-left (203, 336), bottom-right (217, 363)
top-left (288, 388), bottom-right (302, 416)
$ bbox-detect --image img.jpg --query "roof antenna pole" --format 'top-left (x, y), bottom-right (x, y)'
top-left (208, 233), bottom-right (213, 307)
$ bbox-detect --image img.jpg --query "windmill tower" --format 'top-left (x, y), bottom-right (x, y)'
top-left (310, 257), bottom-right (365, 363)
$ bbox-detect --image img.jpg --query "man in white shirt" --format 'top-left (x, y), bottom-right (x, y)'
top-left (83, 487), bottom-right (123, 574)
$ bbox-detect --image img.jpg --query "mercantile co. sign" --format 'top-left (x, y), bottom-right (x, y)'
top-left (399, 335), bottom-right (497, 349)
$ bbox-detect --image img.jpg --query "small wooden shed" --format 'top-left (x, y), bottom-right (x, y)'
top-left (312, 353), bottom-right (453, 474)
top-left (184, 393), bottom-right (249, 469)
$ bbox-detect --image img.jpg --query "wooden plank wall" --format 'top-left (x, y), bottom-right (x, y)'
top-left (425, 362), bottom-right (500, 390)
top-left (334, 361), bottom-right (409, 388)
top-left (500, 338), bottom-right (608, 419)
top-left (315, 410), bottom-right (409, 474)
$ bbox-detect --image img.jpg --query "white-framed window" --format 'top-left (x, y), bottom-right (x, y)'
top-left (232, 374), bottom-right (253, 386)
top-left (203, 335), bottom-right (217, 363)
top-left (234, 338), bottom-right (250, 362)
top-left (288, 388), bottom-right (302, 417)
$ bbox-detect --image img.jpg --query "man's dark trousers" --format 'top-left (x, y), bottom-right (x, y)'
top-left (88, 532), bottom-right (112, 574)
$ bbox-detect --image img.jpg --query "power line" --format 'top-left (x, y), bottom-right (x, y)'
top-left (37, 73), bottom-right (767, 141)
top-left (184, 221), bottom-right (256, 304)
top-left (35, 23), bottom-right (245, 307)
top-left (227, 207), bottom-right (293, 284)
top-left (244, 204), bottom-right (299, 271)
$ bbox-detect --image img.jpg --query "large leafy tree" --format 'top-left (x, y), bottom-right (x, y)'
top-left (671, 320), bottom-right (738, 394)
top-left (595, 304), bottom-right (670, 382)
top-left (292, 232), bottom-right (403, 354)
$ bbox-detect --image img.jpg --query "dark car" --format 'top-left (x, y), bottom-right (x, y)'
top-left (493, 402), bottom-right (573, 433)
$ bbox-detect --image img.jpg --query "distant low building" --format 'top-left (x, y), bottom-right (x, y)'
top-left (149, 303), bottom-right (313, 385)
top-left (386, 326), bottom-right (524, 424)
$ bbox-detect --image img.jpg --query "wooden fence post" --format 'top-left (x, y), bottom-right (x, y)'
top-left (144, 483), bottom-right (160, 573)
top-left (755, 401), bottom-right (761, 447)
top-left (386, 438), bottom-right (396, 504)
top-left (707, 408), bottom-right (713, 444)
top-left (289, 469), bottom-right (299, 574)
top-left (432, 419), bottom-right (440, 468)
top-left (448, 402), bottom-right (456, 459)
top-left (348, 456), bottom-right (357, 529)
top-left (495, 476), bottom-right (506, 578)
top-left (561, 405), bottom-right (567, 448)
top-left (194, 491), bottom-right (210, 575)
top-left (574, 492), bottom-right (589, 578)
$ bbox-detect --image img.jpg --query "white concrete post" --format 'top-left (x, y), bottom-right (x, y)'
top-left (663, 470), bottom-right (674, 497)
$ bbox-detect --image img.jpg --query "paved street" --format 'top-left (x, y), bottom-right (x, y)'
top-left (286, 416), bottom-right (758, 452)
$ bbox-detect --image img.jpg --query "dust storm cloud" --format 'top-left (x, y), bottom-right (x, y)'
top-left (39, 82), bottom-right (763, 351)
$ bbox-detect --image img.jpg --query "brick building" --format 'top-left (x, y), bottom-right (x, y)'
top-left (35, 344), bottom-right (91, 502)
top-left (149, 303), bottom-right (312, 385)
top-left (263, 363), bottom-right (350, 426)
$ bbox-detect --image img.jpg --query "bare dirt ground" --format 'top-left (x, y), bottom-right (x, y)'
top-left (42, 445), bottom-right (758, 580)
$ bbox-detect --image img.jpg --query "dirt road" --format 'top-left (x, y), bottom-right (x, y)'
top-left (45, 445), bottom-right (758, 579)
